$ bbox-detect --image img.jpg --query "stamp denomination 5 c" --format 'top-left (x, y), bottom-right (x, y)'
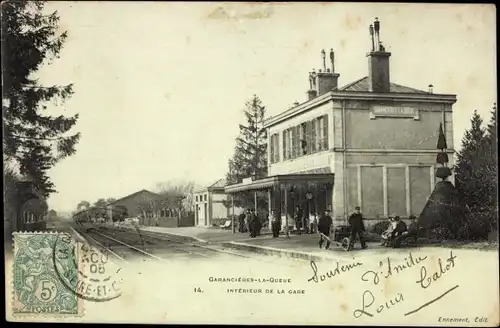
top-left (12, 232), bottom-right (84, 317)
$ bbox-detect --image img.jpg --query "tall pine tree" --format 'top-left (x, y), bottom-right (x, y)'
top-left (483, 103), bottom-right (498, 232)
top-left (455, 110), bottom-right (488, 213)
top-left (226, 95), bottom-right (268, 209)
top-left (2, 1), bottom-right (80, 197)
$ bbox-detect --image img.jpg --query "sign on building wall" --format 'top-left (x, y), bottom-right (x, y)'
top-left (370, 106), bottom-right (420, 120)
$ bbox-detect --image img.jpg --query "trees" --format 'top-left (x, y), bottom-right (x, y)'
top-left (483, 103), bottom-right (498, 233)
top-left (226, 95), bottom-right (268, 209)
top-left (454, 107), bottom-right (498, 239)
top-left (156, 180), bottom-right (195, 213)
top-left (455, 110), bottom-right (487, 212)
top-left (76, 201), bottom-right (91, 211)
top-left (2, 1), bottom-right (80, 197)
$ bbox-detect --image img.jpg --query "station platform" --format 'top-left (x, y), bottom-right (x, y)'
top-left (111, 222), bottom-right (273, 243)
top-left (103, 222), bottom-right (497, 262)
top-left (111, 222), bottom-right (383, 261)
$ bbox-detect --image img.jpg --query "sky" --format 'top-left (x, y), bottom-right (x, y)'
top-left (35, 2), bottom-right (496, 213)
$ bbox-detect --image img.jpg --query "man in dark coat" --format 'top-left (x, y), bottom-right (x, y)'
top-left (249, 209), bottom-right (259, 238)
top-left (246, 209), bottom-right (253, 237)
top-left (390, 216), bottom-right (408, 248)
top-left (270, 210), bottom-right (280, 238)
top-left (253, 210), bottom-right (261, 237)
top-left (294, 205), bottom-right (303, 235)
top-left (317, 209), bottom-right (333, 249)
top-left (238, 212), bottom-right (246, 233)
top-left (348, 206), bottom-right (367, 250)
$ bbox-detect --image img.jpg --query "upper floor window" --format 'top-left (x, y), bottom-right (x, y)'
top-left (279, 114), bottom-right (329, 161)
top-left (270, 133), bottom-right (280, 164)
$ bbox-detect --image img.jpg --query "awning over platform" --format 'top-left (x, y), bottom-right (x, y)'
top-left (224, 173), bottom-right (334, 194)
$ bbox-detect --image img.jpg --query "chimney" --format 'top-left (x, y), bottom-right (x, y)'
top-left (307, 70), bottom-right (318, 100)
top-left (367, 18), bottom-right (391, 93)
top-left (315, 49), bottom-right (340, 96)
top-left (307, 89), bottom-right (318, 100)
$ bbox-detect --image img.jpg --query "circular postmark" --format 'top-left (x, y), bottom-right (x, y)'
top-left (52, 230), bottom-right (124, 302)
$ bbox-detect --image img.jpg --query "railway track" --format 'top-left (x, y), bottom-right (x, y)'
top-left (72, 222), bottom-right (303, 267)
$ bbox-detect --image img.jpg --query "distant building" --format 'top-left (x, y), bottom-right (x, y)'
top-left (106, 189), bottom-right (194, 227)
top-left (225, 18), bottom-right (457, 229)
top-left (107, 189), bottom-right (164, 220)
top-left (194, 179), bottom-right (243, 227)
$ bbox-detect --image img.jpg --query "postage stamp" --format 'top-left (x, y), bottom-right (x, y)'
top-left (12, 232), bottom-right (84, 317)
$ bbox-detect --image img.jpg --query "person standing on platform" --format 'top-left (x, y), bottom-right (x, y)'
top-left (309, 211), bottom-right (318, 234)
top-left (318, 209), bottom-right (333, 249)
top-left (294, 205), bottom-right (303, 235)
top-left (348, 206), bottom-right (368, 250)
top-left (254, 209), bottom-right (262, 237)
top-left (238, 212), bottom-right (246, 233)
top-left (270, 210), bottom-right (280, 238)
top-left (249, 209), bottom-right (258, 238)
top-left (245, 209), bottom-right (252, 237)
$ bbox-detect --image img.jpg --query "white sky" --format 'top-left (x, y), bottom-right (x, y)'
top-left (37, 2), bottom-right (496, 212)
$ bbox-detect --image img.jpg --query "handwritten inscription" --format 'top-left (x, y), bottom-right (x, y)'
top-left (308, 260), bottom-right (363, 283)
top-left (416, 251), bottom-right (457, 289)
top-left (353, 290), bottom-right (404, 318)
top-left (361, 252), bottom-right (428, 285)
top-left (354, 251), bottom-right (463, 319)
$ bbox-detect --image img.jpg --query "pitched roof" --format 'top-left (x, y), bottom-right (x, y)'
top-left (208, 178), bottom-right (226, 189)
top-left (339, 76), bottom-right (429, 94)
top-left (109, 189), bottom-right (162, 205)
top-left (194, 178), bottom-right (226, 193)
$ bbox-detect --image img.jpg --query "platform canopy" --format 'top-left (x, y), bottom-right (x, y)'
top-left (224, 172), bottom-right (334, 194)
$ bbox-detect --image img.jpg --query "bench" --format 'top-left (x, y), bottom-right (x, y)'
top-left (220, 220), bottom-right (232, 229)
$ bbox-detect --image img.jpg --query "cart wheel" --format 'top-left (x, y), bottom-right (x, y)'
top-left (341, 237), bottom-right (351, 251)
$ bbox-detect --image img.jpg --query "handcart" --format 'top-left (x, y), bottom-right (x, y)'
top-left (319, 225), bottom-right (352, 251)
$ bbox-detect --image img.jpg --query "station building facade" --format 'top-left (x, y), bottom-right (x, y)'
top-left (226, 19), bottom-right (457, 229)
top-left (194, 179), bottom-right (244, 227)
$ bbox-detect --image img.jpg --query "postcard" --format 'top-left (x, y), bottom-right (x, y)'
top-left (3, 1), bottom-right (498, 325)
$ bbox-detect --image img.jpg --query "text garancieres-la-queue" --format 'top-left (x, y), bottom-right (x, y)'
top-left (208, 277), bottom-right (292, 283)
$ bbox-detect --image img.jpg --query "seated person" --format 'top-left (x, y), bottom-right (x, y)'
top-left (381, 215), bottom-right (396, 246)
top-left (406, 215), bottom-right (418, 235)
top-left (390, 216), bottom-right (408, 248)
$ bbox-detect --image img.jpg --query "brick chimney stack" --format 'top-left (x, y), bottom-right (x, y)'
top-left (367, 18), bottom-right (391, 93)
top-left (307, 49), bottom-right (340, 100)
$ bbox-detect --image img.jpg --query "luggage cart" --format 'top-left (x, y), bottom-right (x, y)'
top-left (319, 225), bottom-right (352, 251)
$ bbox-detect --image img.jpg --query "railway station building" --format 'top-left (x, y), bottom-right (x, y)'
top-left (225, 18), bottom-right (457, 229)
top-left (194, 178), bottom-right (244, 227)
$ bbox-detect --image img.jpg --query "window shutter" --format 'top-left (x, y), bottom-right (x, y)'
top-left (274, 134), bottom-right (279, 163)
top-left (288, 129), bottom-right (292, 159)
top-left (323, 114), bottom-right (329, 150)
top-left (291, 127), bottom-right (296, 158)
top-left (295, 124), bottom-right (302, 157)
top-left (316, 117), bottom-right (322, 151)
top-left (311, 119), bottom-right (316, 153)
top-left (306, 121), bottom-right (312, 154)
top-left (270, 134), bottom-right (275, 164)
top-left (283, 131), bottom-right (287, 160)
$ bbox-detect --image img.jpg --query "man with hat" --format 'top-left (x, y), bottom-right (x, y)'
top-left (348, 206), bottom-right (367, 250)
top-left (317, 209), bottom-right (333, 249)
top-left (389, 215), bottom-right (407, 247)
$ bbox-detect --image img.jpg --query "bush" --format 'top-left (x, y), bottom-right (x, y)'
top-left (456, 211), bottom-right (496, 241)
top-left (371, 220), bottom-right (390, 235)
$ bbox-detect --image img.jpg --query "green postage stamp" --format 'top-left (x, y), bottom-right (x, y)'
top-left (12, 232), bottom-right (84, 317)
